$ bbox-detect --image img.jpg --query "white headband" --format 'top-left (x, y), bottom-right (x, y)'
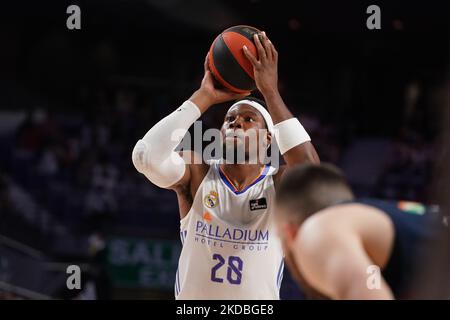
top-left (228, 99), bottom-right (274, 134)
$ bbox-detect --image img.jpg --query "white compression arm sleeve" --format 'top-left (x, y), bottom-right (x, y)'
top-left (132, 100), bottom-right (201, 188)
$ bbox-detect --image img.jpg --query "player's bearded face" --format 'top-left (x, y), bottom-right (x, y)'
top-left (220, 105), bottom-right (270, 164)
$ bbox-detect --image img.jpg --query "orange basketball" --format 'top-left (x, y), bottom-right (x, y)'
top-left (208, 25), bottom-right (260, 94)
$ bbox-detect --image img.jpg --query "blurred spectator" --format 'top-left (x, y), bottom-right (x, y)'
top-left (376, 126), bottom-right (435, 201)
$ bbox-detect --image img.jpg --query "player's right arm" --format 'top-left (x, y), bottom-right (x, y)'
top-left (131, 100), bottom-right (199, 190)
top-left (132, 54), bottom-right (248, 192)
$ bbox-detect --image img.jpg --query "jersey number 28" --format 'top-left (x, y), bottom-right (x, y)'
top-left (211, 253), bottom-right (243, 285)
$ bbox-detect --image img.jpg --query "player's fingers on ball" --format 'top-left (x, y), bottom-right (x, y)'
top-left (261, 31), bottom-right (271, 57)
top-left (254, 33), bottom-right (267, 61)
top-left (242, 46), bottom-right (256, 64)
top-left (204, 53), bottom-right (210, 71)
top-left (264, 37), bottom-right (275, 62)
top-left (272, 43), bottom-right (278, 61)
top-left (260, 32), bottom-right (272, 61)
top-left (204, 71), bottom-right (216, 86)
top-left (269, 42), bottom-right (278, 62)
top-left (264, 33), bottom-right (277, 62)
top-left (243, 45), bottom-right (259, 67)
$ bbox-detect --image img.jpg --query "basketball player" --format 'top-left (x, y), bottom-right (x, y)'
top-left (275, 163), bottom-right (446, 299)
top-left (132, 32), bottom-right (319, 299)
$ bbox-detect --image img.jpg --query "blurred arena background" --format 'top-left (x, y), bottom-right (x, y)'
top-left (0, 0), bottom-right (449, 299)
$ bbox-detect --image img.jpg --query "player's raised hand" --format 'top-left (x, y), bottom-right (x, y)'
top-left (190, 54), bottom-right (250, 112)
top-left (243, 32), bottom-right (278, 97)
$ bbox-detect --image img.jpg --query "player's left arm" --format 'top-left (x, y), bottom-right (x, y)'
top-left (243, 31), bottom-right (320, 177)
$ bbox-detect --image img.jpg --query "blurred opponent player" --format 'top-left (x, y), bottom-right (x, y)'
top-left (132, 32), bottom-right (319, 299)
top-left (275, 163), bottom-right (446, 299)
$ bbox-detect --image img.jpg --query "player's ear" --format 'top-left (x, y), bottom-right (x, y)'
top-left (266, 131), bottom-right (272, 146)
top-left (262, 131), bottom-right (271, 150)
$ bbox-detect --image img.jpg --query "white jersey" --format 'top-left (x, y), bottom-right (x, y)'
top-left (175, 160), bottom-right (284, 300)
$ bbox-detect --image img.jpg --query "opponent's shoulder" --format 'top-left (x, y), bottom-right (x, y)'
top-left (299, 203), bottom-right (391, 250)
top-left (297, 210), bottom-right (349, 252)
top-left (312, 203), bottom-right (388, 225)
top-left (298, 204), bottom-right (369, 244)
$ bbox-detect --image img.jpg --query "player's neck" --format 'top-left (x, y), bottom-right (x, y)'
top-left (219, 163), bottom-right (266, 191)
